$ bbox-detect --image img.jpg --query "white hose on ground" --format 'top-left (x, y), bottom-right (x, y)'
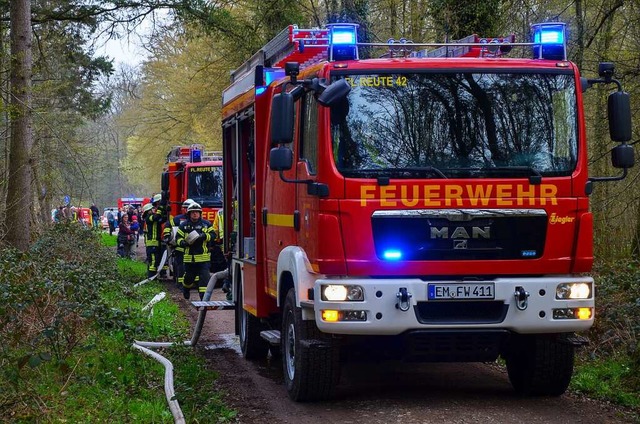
top-left (134, 250), bottom-right (169, 287)
top-left (132, 342), bottom-right (186, 424)
top-left (142, 292), bottom-right (166, 312)
top-left (132, 268), bottom-right (229, 422)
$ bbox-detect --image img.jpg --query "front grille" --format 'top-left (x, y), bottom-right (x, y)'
top-left (415, 301), bottom-right (508, 324)
top-left (372, 209), bottom-right (547, 260)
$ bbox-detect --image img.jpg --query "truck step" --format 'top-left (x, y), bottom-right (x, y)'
top-left (260, 330), bottom-right (281, 345)
top-left (191, 300), bottom-right (235, 311)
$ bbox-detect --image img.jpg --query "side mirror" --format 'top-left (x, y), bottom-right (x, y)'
top-left (608, 91), bottom-right (632, 142)
top-left (271, 92), bottom-right (294, 144)
top-left (270, 146), bottom-right (293, 171)
top-left (317, 79), bottom-right (351, 107)
top-left (161, 172), bottom-right (169, 191)
top-left (611, 144), bottom-right (634, 169)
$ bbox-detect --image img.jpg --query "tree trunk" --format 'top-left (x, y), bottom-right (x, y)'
top-left (6, 0), bottom-right (33, 250)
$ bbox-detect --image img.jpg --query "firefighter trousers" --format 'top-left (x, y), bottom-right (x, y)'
top-left (210, 244), bottom-right (227, 273)
top-left (146, 245), bottom-right (165, 278)
top-left (173, 251), bottom-right (185, 287)
top-left (183, 262), bottom-right (210, 300)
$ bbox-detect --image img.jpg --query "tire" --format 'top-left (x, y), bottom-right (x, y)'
top-left (282, 289), bottom-right (340, 401)
top-left (505, 334), bottom-right (574, 396)
top-left (237, 280), bottom-right (269, 360)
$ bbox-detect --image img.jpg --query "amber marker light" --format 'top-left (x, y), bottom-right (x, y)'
top-left (577, 308), bottom-right (592, 320)
top-left (322, 310), bottom-right (340, 322)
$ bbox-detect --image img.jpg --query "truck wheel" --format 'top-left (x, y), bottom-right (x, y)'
top-left (237, 282), bottom-right (269, 360)
top-left (281, 288), bottom-right (340, 401)
top-left (505, 334), bottom-right (574, 396)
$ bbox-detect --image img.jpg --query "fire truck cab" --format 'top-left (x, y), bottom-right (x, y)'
top-left (221, 22), bottom-right (633, 401)
top-left (162, 145), bottom-right (223, 223)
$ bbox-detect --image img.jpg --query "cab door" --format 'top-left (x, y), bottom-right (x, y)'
top-left (296, 92), bottom-right (321, 264)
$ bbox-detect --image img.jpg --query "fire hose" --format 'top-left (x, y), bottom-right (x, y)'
top-left (132, 267), bottom-right (229, 423)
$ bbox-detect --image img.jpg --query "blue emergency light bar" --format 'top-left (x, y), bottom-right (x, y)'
top-left (383, 249), bottom-right (403, 260)
top-left (531, 22), bottom-right (567, 60)
top-left (327, 23), bottom-right (359, 61)
top-left (190, 148), bottom-right (202, 162)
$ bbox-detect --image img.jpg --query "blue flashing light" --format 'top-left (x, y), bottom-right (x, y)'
top-left (537, 29), bottom-right (563, 44)
top-left (190, 149), bottom-right (202, 162)
top-left (255, 87), bottom-right (267, 96)
top-left (327, 23), bottom-right (359, 61)
top-left (331, 29), bottom-right (356, 45)
top-left (531, 22), bottom-right (567, 60)
top-left (383, 250), bottom-right (403, 260)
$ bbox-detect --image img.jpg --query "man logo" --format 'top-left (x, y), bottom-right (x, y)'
top-left (454, 240), bottom-right (468, 249)
top-left (430, 226), bottom-right (491, 239)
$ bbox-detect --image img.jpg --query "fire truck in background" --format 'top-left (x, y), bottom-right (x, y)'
top-left (161, 144), bottom-right (223, 222)
top-left (117, 197), bottom-right (151, 210)
top-left (218, 22), bottom-right (633, 401)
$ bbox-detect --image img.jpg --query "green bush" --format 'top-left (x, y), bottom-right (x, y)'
top-left (572, 258), bottom-right (640, 405)
top-left (0, 222), bottom-right (234, 421)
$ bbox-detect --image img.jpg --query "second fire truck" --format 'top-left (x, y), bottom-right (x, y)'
top-left (161, 144), bottom-right (223, 222)
top-left (216, 22), bottom-right (633, 401)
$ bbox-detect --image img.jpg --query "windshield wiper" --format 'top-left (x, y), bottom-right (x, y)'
top-left (449, 166), bottom-right (542, 184)
top-left (345, 166), bottom-right (448, 179)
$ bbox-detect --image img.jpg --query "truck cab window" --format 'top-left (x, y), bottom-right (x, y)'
top-left (187, 166), bottom-right (223, 207)
top-left (300, 93), bottom-right (319, 175)
top-left (330, 72), bottom-right (578, 179)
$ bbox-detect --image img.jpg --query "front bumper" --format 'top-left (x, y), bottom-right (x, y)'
top-left (313, 276), bottom-right (594, 335)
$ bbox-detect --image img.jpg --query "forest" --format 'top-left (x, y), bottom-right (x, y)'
top-left (0, 0), bottom-right (638, 257)
top-left (1, 0), bottom-right (640, 414)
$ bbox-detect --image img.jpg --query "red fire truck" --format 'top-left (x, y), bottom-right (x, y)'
top-left (161, 145), bottom-right (223, 222)
top-left (218, 22), bottom-right (633, 401)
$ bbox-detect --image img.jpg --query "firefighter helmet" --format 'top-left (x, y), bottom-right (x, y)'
top-left (152, 193), bottom-right (162, 204)
top-left (187, 202), bottom-right (202, 215)
top-left (182, 198), bottom-right (195, 208)
top-left (142, 203), bottom-right (154, 213)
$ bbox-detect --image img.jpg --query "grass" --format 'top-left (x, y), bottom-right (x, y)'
top-left (572, 356), bottom-right (640, 408)
top-left (2, 233), bottom-right (236, 422)
top-left (102, 233), bottom-right (117, 247)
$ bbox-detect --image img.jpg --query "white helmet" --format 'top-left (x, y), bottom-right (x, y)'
top-left (142, 203), bottom-right (154, 213)
top-left (182, 198), bottom-right (195, 208)
top-left (152, 193), bottom-right (162, 204)
top-left (187, 202), bottom-right (202, 215)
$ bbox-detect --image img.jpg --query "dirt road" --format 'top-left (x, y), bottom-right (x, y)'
top-left (158, 280), bottom-right (635, 424)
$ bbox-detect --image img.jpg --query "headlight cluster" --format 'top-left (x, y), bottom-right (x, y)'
top-left (321, 310), bottom-right (367, 322)
top-left (556, 282), bottom-right (592, 299)
top-left (553, 307), bottom-right (592, 320)
top-left (321, 284), bottom-right (364, 301)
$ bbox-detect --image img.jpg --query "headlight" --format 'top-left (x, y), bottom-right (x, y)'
top-left (556, 282), bottom-right (592, 299)
top-left (322, 285), bottom-right (364, 301)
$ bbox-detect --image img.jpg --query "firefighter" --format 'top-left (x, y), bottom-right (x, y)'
top-left (163, 198), bottom-right (194, 288)
top-left (176, 202), bottom-right (214, 300)
top-left (143, 196), bottom-right (166, 278)
top-left (211, 208), bottom-right (231, 299)
top-left (210, 208), bottom-right (226, 273)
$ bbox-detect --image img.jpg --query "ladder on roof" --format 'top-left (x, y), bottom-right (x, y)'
top-left (230, 25), bottom-right (330, 84)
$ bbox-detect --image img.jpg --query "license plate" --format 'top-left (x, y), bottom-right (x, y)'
top-left (428, 283), bottom-right (495, 300)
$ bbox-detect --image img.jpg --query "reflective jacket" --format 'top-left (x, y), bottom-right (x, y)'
top-left (176, 218), bottom-right (214, 263)
top-left (144, 207), bottom-right (166, 247)
top-left (164, 213), bottom-right (189, 252)
top-left (212, 209), bottom-right (224, 241)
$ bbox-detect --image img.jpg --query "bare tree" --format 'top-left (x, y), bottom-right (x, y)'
top-left (6, 0), bottom-right (33, 250)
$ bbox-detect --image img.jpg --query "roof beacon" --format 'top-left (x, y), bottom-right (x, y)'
top-left (327, 23), bottom-right (359, 61)
top-left (532, 22), bottom-right (567, 61)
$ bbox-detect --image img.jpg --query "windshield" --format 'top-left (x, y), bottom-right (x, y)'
top-left (331, 71), bottom-right (577, 179)
top-left (187, 165), bottom-right (223, 207)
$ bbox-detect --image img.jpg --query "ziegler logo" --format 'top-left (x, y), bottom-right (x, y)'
top-left (549, 213), bottom-right (575, 225)
top-left (430, 226), bottom-right (491, 239)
